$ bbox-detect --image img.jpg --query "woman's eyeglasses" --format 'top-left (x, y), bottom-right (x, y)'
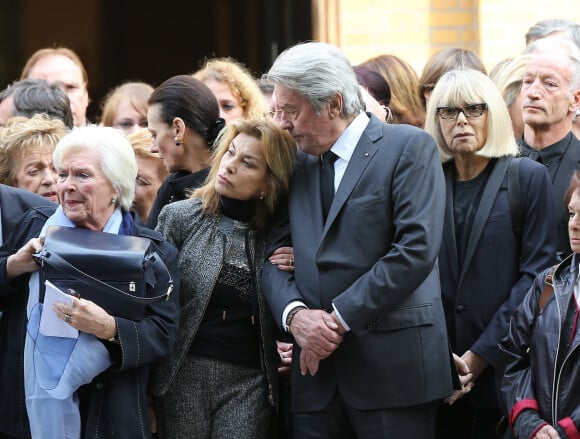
top-left (436, 103), bottom-right (488, 120)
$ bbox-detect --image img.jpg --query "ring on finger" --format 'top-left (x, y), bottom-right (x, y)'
top-left (64, 313), bottom-right (72, 324)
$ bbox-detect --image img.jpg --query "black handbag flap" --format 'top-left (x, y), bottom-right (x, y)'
top-left (38, 226), bottom-right (164, 321)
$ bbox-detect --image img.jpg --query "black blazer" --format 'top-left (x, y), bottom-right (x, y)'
top-left (262, 115), bottom-right (454, 412)
top-left (439, 157), bottom-right (557, 408)
top-left (0, 184), bottom-right (56, 246)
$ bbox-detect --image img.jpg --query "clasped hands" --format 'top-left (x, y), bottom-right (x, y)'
top-left (289, 308), bottom-right (345, 376)
top-left (445, 350), bottom-right (487, 405)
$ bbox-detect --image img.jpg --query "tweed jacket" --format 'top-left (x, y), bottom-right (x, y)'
top-left (150, 198), bottom-right (279, 407)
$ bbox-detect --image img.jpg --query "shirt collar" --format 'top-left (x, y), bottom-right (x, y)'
top-left (329, 111), bottom-right (370, 163)
top-left (520, 132), bottom-right (573, 165)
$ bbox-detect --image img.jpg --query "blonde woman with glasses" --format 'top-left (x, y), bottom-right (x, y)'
top-left (424, 69), bottom-right (558, 439)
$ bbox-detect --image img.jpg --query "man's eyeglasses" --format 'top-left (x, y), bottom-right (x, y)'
top-left (263, 108), bottom-right (299, 121)
top-left (436, 103), bottom-right (488, 120)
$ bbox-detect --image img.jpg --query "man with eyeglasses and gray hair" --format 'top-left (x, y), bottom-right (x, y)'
top-left (519, 37), bottom-right (580, 259)
top-left (261, 41), bottom-right (454, 438)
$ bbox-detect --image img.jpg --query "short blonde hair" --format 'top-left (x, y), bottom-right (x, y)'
top-left (424, 69), bottom-right (518, 163)
top-left (193, 57), bottom-right (266, 118)
top-left (193, 117), bottom-right (296, 231)
top-left (100, 82), bottom-right (154, 127)
top-left (0, 114), bottom-right (67, 185)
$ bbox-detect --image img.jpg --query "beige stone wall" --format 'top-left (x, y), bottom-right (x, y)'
top-left (329, 0), bottom-right (580, 75)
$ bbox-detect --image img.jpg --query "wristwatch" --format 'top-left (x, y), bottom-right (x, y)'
top-left (285, 305), bottom-right (307, 333)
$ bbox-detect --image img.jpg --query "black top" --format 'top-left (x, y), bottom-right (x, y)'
top-left (453, 161), bottom-right (493, 270)
top-left (188, 262), bottom-right (260, 368)
top-left (188, 195), bottom-right (261, 368)
top-left (519, 132), bottom-right (573, 182)
top-left (146, 168), bottom-right (210, 229)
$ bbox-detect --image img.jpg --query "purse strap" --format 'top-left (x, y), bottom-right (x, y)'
top-left (35, 248), bottom-right (174, 305)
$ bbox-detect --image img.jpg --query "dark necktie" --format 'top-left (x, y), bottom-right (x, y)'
top-left (320, 151), bottom-right (338, 220)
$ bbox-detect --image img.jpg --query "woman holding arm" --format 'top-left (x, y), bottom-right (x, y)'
top-left (151, 117), bottom-right (296, 438)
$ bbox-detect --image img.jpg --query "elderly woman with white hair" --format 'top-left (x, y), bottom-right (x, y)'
top-left (0, 125), bottom-right (180, 438)
top-left (424, 69), bottom-right (557, 439)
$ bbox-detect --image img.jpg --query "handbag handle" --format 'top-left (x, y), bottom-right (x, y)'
top-left (34, 248), bottom-right (174, 305)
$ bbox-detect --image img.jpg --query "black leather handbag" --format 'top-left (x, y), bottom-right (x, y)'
top-left (34, 225), bottom-right (174, 321)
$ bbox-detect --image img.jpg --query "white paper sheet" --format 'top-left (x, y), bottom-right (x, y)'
top-left (39, 280), bottom-right (79, 339)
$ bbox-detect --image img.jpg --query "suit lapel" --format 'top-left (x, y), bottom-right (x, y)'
top-left (457, 157), bottom-right (510, 289)
top-left (442, 165), bottom-right (460, 282)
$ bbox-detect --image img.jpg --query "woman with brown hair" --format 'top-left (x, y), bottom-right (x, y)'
top-left (360, 53), bottom-right (425, 127)
top-left (419, 47), bottom-right (487, 108)
top-left (151, 117), bottom-right (296, 438)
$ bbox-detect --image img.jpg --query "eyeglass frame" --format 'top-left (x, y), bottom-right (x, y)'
top-left (435, 103), bottom-right (488, 120)
top-left (263, 107), bottom-right (300, 121)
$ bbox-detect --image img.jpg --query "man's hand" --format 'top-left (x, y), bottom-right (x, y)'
top-left (6, 237), bottom-right (43, 279)
top-left (291, 309), bottom-right (343, 376)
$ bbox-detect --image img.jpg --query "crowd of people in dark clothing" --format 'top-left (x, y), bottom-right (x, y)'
top-left (0, 15), bottom-right (579, 439)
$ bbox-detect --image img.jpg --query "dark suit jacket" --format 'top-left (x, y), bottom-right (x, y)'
top-left (519, 132), bottom-right (580, 258)
top-left (262, 115), bottom-right (454, 412)
top-left (439, 157), bottom-right (557, 408)
top-left (0, 184), bottom-right (56, 246)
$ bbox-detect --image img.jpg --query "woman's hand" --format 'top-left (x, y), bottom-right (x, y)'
top-left (6, 237), bottom-right (43, 279)
top-left (277, 340), bottom-right (293, 379)
top-left (269, 246), bottom-right (295, 272)
top-left (533, 424), bottom-right (561, 439)
top-left (53, 296), bottom-right (117, 340)
top-left (445, 352), bottom-right (474, 405)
